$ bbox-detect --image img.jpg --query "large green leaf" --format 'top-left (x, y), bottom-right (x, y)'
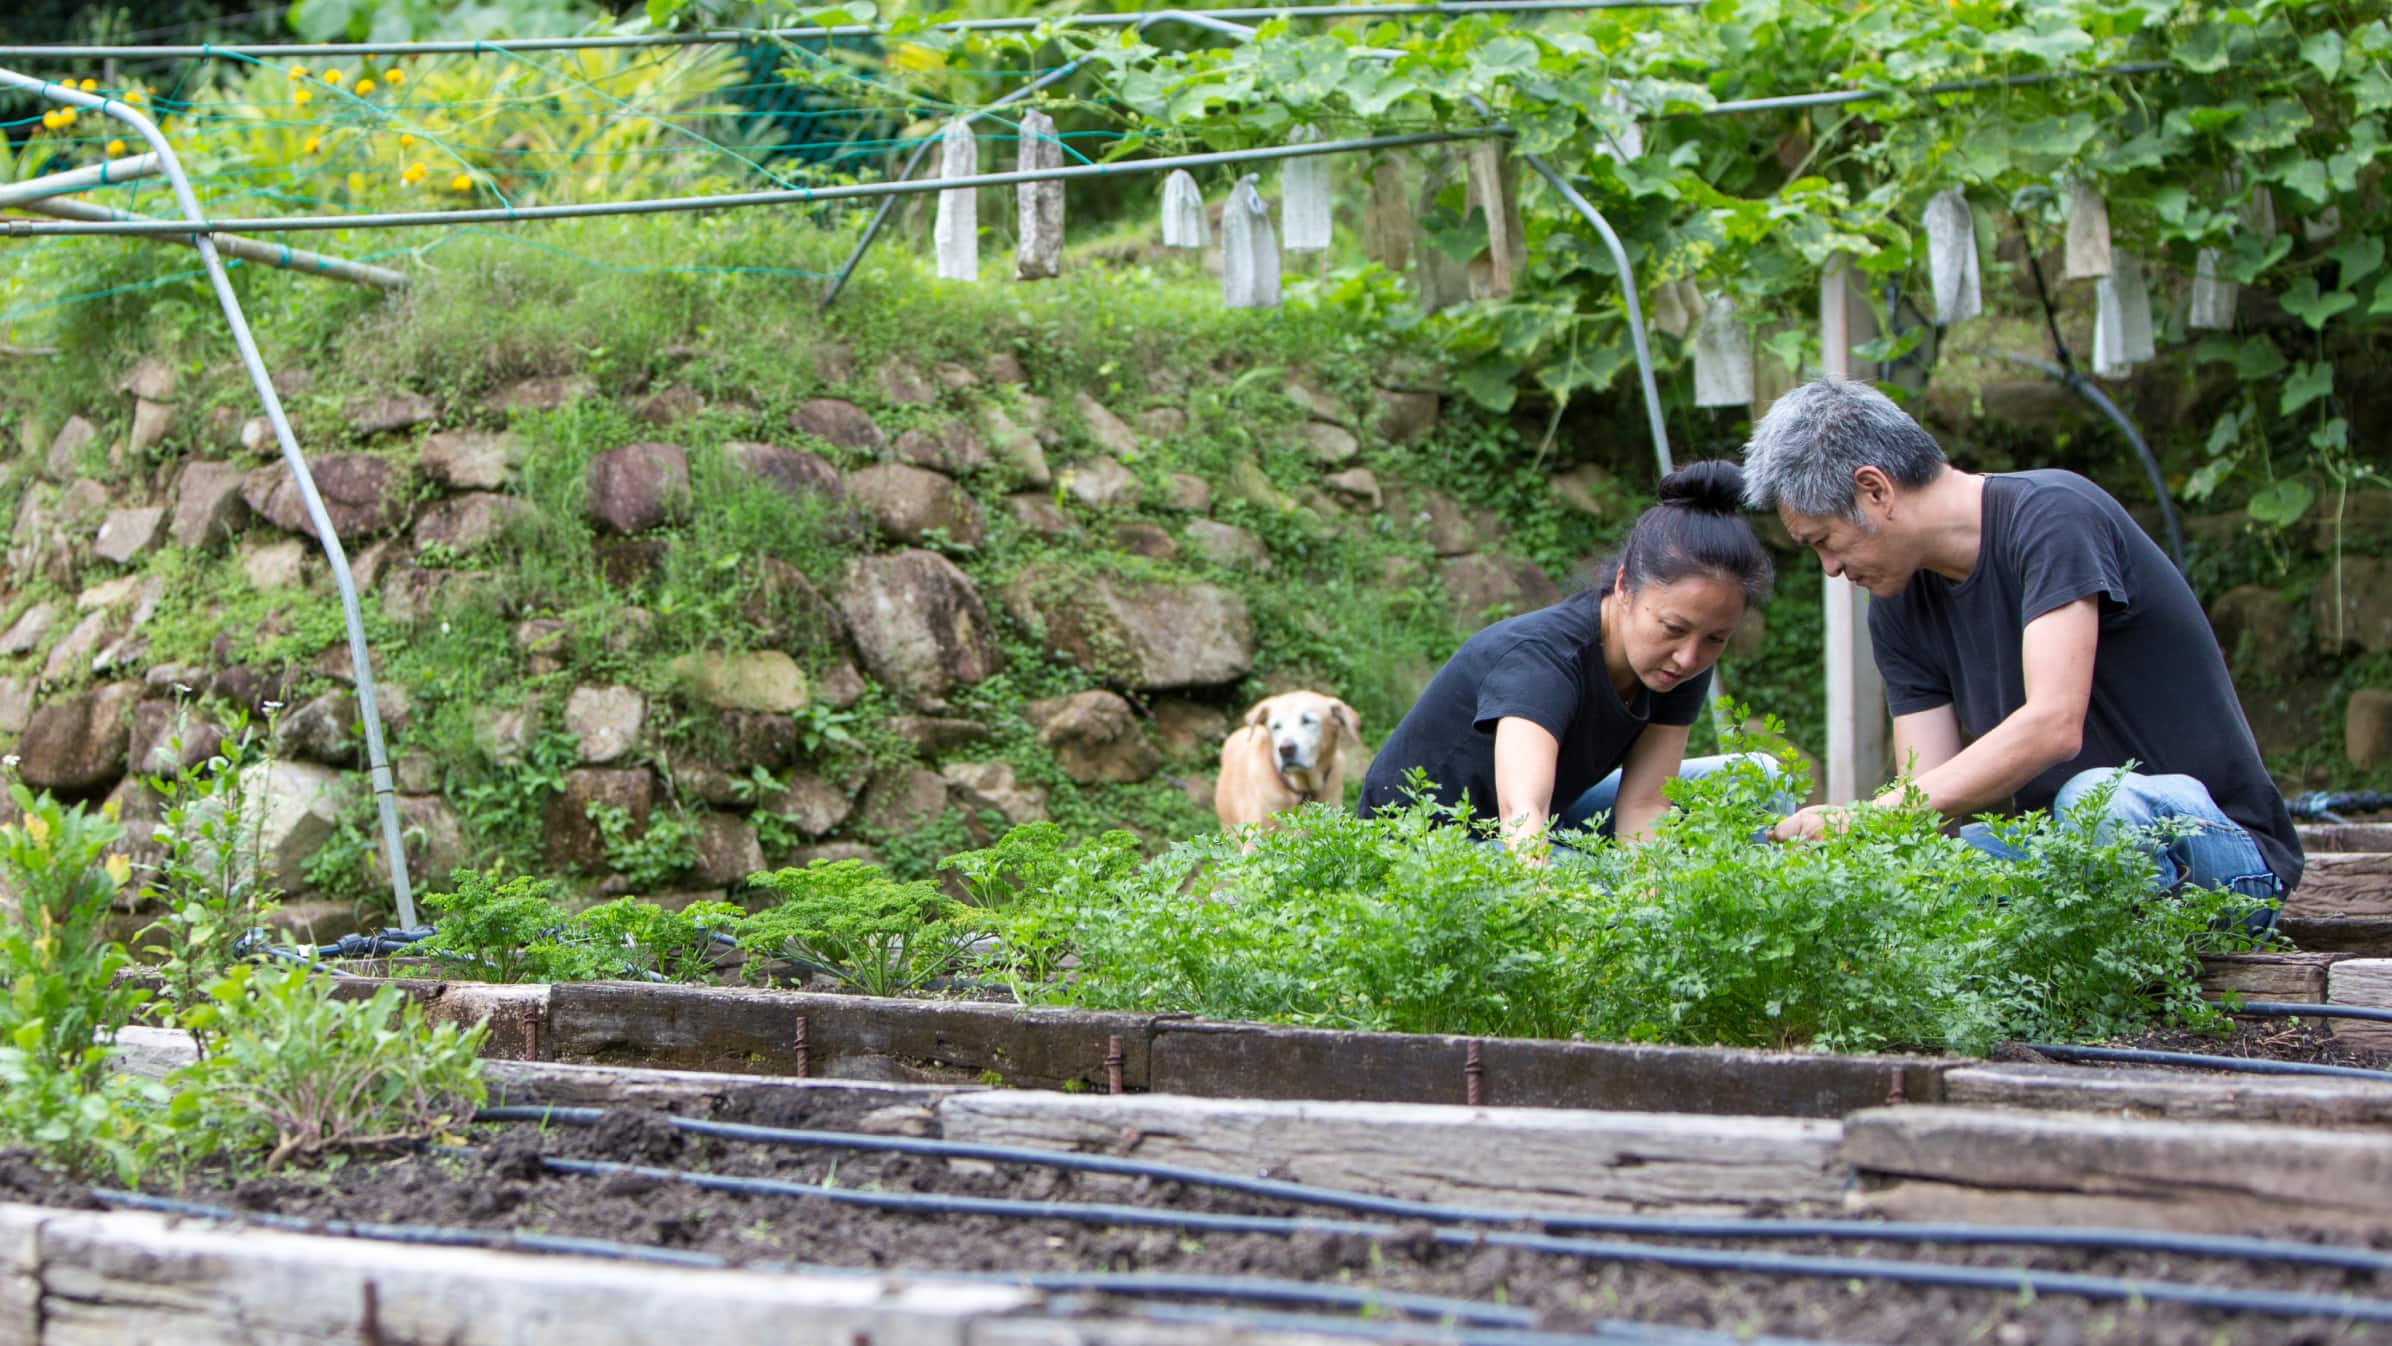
top-left (2226, 99), bottom-right (2314, 152)
top-left (1456, 356), bottom-right (1521, 412)
top-left (2280, 359), bottom-right (2334, 415)
top-left (2279, 277), bottom-right (2357, 331)
top-left (2330, 235), bottom-right (2386, 288)
top-left (2175, 22), bottom-right (2232, 72)
top-left (2301, 28), bottom-right (2346, 78)
top-left (2246, 479), bottom-right (2316, 528)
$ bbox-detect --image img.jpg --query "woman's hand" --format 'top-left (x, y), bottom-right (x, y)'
top-left (1769, 803), bottom-right (1850, 844)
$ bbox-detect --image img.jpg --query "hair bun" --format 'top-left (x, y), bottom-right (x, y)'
top-left (1656, 459), bottom-right (1747, 515)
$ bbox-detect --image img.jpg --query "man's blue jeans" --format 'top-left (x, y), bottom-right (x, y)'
top-left (1958, 768), bottom-right (2284, 936)
top-left (1558, 753), bottom-right (1787, 838)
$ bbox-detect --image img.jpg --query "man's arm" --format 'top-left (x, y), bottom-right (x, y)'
top-left (1611, 722), bottom-right (1692, 841)
top-left (1885, 596), bottom-right (2097, 819)
top-left (1889, 704), bottom-right (1964, 783)
top-left (1493, 715), bottom-right (1560, 859)
top-left (1774, 599), bottom-right (2098, 841)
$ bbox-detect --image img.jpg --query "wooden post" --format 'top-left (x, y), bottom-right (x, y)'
top-left (1820, 256), bottom-right (1887, 803)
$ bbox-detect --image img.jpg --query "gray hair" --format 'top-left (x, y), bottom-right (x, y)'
top-left (1739, 378), bottom-right (1947, 518)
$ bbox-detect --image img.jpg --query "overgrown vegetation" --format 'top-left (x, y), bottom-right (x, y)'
top-left (412, 869), bottom-right (743, 982)
top-left (0, 789), bottom-right (488, 1182)
top-left (966, 717), bottom-right (2269, 1054)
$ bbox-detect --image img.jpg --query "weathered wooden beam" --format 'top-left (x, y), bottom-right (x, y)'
top-left (937, 1091), bottom-right (1846, 1215)
top-left (1842, 1105), bottom-right (2392, 1233)
top-left (545, 982), bottom-right (1156, 1091)
top-left (2327, 959), bottom-right (2392, 1051)
top-left (2280, 854), bottom-right (2392, 954)
top-left (2297, 822), bottom-right (2392, 854)
top-left (2198, 952), bottom-right (2346, 1003)
top-left (2, 1202), bottom-right (1031, 1346)
top-left (1148, 1021), bottom-right (1946, 1118)
top-left (2289, 852), bottom-right (2392, 911)
top-left (1941, 1063), bottom-right (2392, 1127)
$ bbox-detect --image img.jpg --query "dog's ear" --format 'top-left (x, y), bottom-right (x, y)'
top-left (1243, 698), bottom-right (1273, 727)
top-left (1329, 699), bottom-right (1361, 739)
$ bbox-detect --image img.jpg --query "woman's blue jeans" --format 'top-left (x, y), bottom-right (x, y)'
top-left (1557, 752), bottom-right (1788, 838)
top-left (1957, 768), bottom-right (2284, 936)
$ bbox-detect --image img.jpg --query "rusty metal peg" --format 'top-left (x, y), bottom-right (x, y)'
top-left (1105, 1034), bottom-right (1125, 1095)
top-left (1464, 1040), bottom-right (1484, 1106)
top-left (794, 1014), bottom-right (810, 1078)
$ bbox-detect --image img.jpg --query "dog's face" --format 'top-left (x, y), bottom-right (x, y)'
top-left (1245, 692), bottom-right (1360, 774)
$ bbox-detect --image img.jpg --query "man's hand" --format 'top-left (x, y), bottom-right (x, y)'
top-left (1770, 804), bottom-right (1850, 844)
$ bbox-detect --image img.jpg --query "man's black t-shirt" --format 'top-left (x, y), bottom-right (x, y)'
top-left (1358, 588), bottom-right (1710, 824)
top-left (1868, 469), bottom-right (2303, 890)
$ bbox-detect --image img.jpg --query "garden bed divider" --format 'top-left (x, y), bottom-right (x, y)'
top-left (1937, 1062), bottom-right (2392, 1126)
top-left (934, 1091), bottom-right (1849, 1214)
top-left (0, 1201), bottom-right (1064, 1346)
top-left (1838, 1105), bottom-right (2392, 1234)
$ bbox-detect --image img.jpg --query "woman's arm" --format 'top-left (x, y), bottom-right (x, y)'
top-left (1492, 716), bottom-right (1560, 861)
top-left (1611, 722), bottom-right (1692, 842)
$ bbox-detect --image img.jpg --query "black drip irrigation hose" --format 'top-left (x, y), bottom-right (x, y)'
top-left (475, 1106), bottom-right (2392, 1276)
top-left (2232, 1000), bottom-right (2392, 1027)
top-left (2023, 1043), bottom-right (2392, 1083)
top-left (1097, 1299), bottom-right (1835, 1346)
top-left (532, 1153), bottom-right (2392, 1325)
top-left (2288, 791), bottom-right (2392, 824)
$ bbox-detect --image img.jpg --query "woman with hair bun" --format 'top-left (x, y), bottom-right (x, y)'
top-left (1358, 459), bottom-right (1779, 855)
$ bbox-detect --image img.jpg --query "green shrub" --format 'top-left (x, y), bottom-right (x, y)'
top-left (738, 860), bottom-right (979, 996)
top-left (170, 964), bottom-right (487, 1169)
top-left (413, 871), bottom-right (600, 983)
top-left (412, 870), bottom-right (741, 983)
top-left (0, 788), bottom-right (160, 1182)
top-left (945, 822), bottom-right (1143, 993)
top-left (140, 710), bottom-right (281, 1055)
top-left (986, 717), bottom-right (2259, 1055)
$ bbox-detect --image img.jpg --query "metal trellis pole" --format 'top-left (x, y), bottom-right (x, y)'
top-left (0, 67), bottom-right (419, 928)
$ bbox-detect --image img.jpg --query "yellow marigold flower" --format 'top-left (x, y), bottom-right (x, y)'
top-left (401, 161), bottom-right (426, 184)
top-left (303, 135), bottom-right (322, 153)
top-left (81, 78), bottom-right (99, 91)
top-left (289, 65), bottom-right (308, 80)
top-left (324, 68), bottom-right (345, 85)
top-left (106, 138), bottom-right (125, 156)
top-left (399, 133), bottom-right (415, 148)
top-left (104, 853), bottom-right (131, 888)
top-left (293, 87), bottom-right (313, 105)
top-left (450, 173), bottom-right (472, 192)
top-left (383, 68), bottom-right (404, 85)
top-left (355, 78), bottom-right (376, 95)
top-left (39, 110), bottom-right (59, 130)
top-left (55, 108), bottom-right (77, 127)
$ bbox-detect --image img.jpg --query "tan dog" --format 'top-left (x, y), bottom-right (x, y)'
top-left (1216, 691), bottom-right (1361, 833)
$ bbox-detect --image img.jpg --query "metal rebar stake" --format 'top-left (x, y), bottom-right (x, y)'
top-left (0, 67), bottom-right (418, 929)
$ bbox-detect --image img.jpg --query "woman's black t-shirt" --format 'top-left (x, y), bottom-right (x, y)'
top-left (1357, 588), bottom-right (1710, 824)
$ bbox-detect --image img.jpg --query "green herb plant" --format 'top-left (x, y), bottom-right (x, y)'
top-left (412, 870), bottom-right (744, 983)
top-left (169, 963), bottom-right (488, 1169)
top-left (140, 710), bottom-right (280, 1056)
top-left (0, 787), bottom-right (159, 1182)
top-left (972, 713), bottom-right (2261, 1054)
top-left (738, 859), bottom-right (980, 996)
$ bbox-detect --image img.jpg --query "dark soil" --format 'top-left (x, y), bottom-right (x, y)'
top-left (7, 1111), bottom-right (2388, 1346)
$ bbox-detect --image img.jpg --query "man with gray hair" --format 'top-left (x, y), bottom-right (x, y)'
top-left (1741, 377), bottom-right (2299, 926)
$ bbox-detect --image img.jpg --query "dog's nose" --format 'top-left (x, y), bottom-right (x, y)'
top-left (1277, 743), bottom-right (1297, 760)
